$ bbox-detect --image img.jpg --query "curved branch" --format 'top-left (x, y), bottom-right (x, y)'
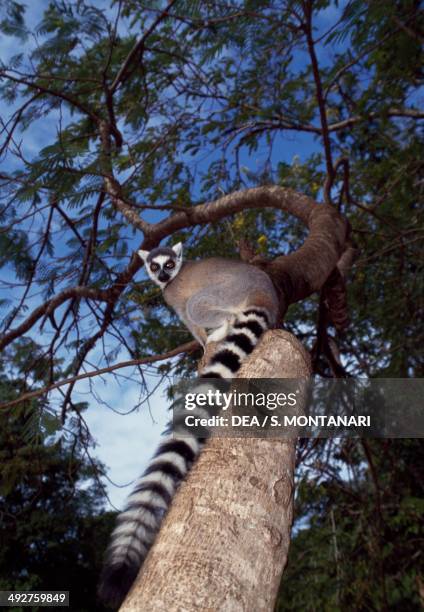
top-left (148, 186), bottom-right (318, 239)
top-left (147, 186), bottom-right (349, 316)
top-left (78, 186), bottom-right (349, 342)
top-left (0, 286), bottom-right (109, 351)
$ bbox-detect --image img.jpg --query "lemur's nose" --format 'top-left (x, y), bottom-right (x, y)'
top-left (158, 271), bottom-right (169, 282)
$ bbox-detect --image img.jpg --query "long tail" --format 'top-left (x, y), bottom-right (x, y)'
top-left (98, 308), bottom-right (270, 608)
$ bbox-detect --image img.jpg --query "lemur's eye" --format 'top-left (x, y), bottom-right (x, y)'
top-left (150, 263), bottom-right (159, 272)
top-left (165, 261), bottom-right (175, 269)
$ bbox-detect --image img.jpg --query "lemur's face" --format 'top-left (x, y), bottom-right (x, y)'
top-left (138, 242), bottom-right (183, 288)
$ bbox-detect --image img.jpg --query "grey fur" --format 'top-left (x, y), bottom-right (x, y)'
top-left (145, 246), bottom-right (176, 262)
top-left (163, 257), bottom-right (279, 345)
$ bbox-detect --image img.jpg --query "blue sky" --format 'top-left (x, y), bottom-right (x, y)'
top-left (0, 0), bottom-right (349, 510)
top-left (0, 0), bottom-right (170, 508)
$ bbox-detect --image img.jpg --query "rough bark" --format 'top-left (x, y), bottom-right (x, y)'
top-left (120, 330), bottom-right (311, 612)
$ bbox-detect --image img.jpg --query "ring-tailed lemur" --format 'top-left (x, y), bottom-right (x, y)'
top-left (98, 243), bottom-right (279, 607)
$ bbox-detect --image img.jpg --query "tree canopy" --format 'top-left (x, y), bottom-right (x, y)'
top-left (0, 0), bottom-right (422, 402)
top-left (0, 0), bottom-right (422, 609)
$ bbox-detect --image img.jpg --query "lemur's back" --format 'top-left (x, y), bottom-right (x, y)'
top-left (164, 257), bottom-right (279, 324)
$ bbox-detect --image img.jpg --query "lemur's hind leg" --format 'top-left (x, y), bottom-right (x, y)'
top-left (186, 285), bottom-right (239, 330)
top-left (173, 305), bottom-right (208, 347)
top-left (189, 324), bottom-right (208, 347)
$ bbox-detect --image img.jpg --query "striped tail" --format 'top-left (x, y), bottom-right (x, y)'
top-left (98, 307), bottom-right (270, 608)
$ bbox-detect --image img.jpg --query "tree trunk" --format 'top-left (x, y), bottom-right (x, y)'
top-left (120, 330), bottom-right (311, 612)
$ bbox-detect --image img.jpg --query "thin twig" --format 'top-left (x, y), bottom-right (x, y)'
top-left (1, 340), bottom-right (199, 410)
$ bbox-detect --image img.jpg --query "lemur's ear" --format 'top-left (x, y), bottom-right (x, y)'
top-left (172, 242), bottom-right (183, 258)
top-left (138, 249), bottom-right (150, 263)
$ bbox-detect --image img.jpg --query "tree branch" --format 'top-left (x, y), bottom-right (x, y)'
top-left (0, 341), bottom-right (199, 410)
top-left (0, 286), bottom-right (109, 351)
top-left (109, 0), bottom-right (179, 93)
top-left (120, 330), bottom-right (311, 611)
top-left (303, 1), bottom-right (334, 203)
top-left (328, 108), bottom-right (424, 131)
top-left (147, 186), bottom-right (349, 315)
top-left (97, 120), bottom-right (152, 233)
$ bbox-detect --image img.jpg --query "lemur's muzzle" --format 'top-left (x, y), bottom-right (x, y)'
top-left (158, 271), bottom-right (170, 282)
